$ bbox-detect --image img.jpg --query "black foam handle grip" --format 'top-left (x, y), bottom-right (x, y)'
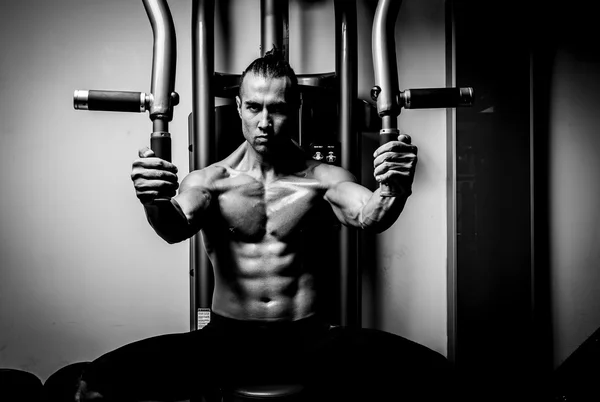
top-left (87, 90), bottom-right (144, 112)
top-left (404, 87), bottom-right (473, 109)
top-left (151, 134), bottom-right (171, 162)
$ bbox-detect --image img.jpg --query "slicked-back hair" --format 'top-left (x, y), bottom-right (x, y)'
top-left (239, 47), bottom-right (300, 108)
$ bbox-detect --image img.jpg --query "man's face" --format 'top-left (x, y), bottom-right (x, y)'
top-left (236, 73), bottom-right (294, 155)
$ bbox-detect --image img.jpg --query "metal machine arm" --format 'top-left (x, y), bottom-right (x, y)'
top-left (372, 0), bottom-right (473, 196)
top-left (73, 0), bottom-right (179, 162)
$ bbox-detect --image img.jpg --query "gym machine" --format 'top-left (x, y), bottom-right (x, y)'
top-left (73, 0), bottom-right (473, 332)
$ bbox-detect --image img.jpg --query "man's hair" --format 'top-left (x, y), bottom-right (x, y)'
top-left (239, 47), bottom-right (300, 107)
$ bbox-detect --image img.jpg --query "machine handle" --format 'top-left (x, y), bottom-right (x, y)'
top-left (150, 132), bottom-right (172, 162)
top-left (378, 128), bottom-right (401, 197)
top-left (379, 128), bottom-right (400, 145)
top-left (401, 87), bottom-right (474, 109)
top-left (73, 90), bottom-right (147, 113)
top-left (372, 87), bottom-right (474, 197)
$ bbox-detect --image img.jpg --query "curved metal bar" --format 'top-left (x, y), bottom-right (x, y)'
top-left (73, 1), bottom-right (178, 162)
top-left (372, 0), bottom-right (402, 196)
top-left (372, 0), bottom-right (402, 130)
top-left (143, 0), bottom-right (177, 125)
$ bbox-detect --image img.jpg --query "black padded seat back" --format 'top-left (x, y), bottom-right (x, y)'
top-left (0, 368), bottom-right (44, 402)
top-left (43, 362), bottom-right (90, 402)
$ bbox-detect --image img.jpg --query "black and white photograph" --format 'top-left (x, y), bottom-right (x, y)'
top-left (1, 0), bottom-right (599, 401)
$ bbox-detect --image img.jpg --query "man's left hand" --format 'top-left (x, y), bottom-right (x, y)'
top-left (373, 134), bottom-right (418, 196)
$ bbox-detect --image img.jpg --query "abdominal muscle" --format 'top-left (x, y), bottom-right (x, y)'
top-left (209, 237), bottom-right (317, 322)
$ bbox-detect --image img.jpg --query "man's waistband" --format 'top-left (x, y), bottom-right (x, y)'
top-left (208, 311), bottom-right (329, 332)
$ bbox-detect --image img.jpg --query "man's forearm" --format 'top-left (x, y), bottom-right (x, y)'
top-left (144, 199), bottom-right (197, 244)
top-left (358, 187), bottom-right (411, 233)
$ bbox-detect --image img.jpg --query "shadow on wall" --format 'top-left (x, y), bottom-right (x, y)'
top-left (454, 1), bottom-right (600, 401)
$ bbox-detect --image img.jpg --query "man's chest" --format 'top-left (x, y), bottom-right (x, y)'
top-left (215, 175), bottom-right (328, 239)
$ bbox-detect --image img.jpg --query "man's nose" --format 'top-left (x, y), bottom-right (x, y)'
top-left (257, 110), bottom-right (272, 131)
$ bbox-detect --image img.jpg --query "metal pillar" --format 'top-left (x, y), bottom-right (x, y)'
top-left (334, 0), bottom-right (360, 328)
top-left (190, 0), bottom-right (215, 330)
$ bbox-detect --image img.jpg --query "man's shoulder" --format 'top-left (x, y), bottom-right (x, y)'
top-left (311, 160), bottom-right (357, 187)
top-left (190, 163), bottom-right (230, 178)
top-left (180, 164), bottom-right (230, 191)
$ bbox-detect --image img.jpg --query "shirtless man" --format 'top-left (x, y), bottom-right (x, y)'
top-left (75, 49), bottom-right (451, 402)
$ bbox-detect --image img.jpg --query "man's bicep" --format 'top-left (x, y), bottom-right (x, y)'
top-left (324, 180), bottom-right (373, 227)
top-left (173, 171), bottom-right (214, 224)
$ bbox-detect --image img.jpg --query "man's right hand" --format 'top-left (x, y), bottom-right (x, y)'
top-left (131, 147), bottom-right (179, 205)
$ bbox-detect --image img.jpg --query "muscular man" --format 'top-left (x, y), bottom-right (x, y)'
top-left (75, 49), bottom-right (451, 402)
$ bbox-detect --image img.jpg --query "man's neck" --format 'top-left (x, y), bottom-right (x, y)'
top-left (241, 140), bottom-right (306, 181)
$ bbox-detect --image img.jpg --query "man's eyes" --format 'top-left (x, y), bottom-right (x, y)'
top-left (245, 104), bottom-right (288, 113)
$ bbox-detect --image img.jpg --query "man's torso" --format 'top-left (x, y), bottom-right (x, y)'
top-left (199, 148), bottom-right (339, 321)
